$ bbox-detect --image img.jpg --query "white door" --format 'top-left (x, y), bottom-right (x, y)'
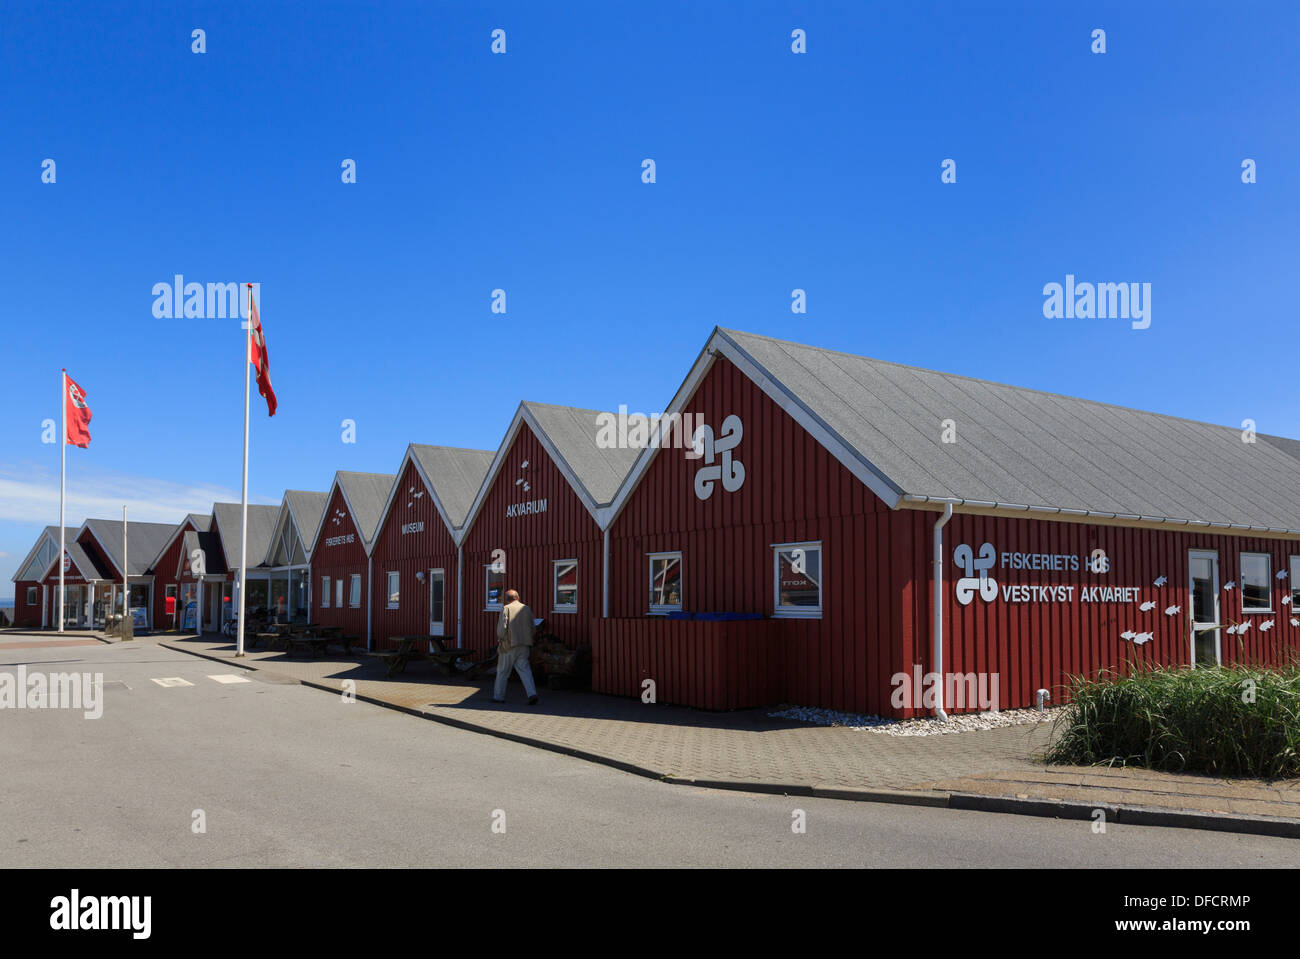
top-left (1189, 549), bottom-right (1221, 667)
top-left (429, 569), bottom-right (445, 637)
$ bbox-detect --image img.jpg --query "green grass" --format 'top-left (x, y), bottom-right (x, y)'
top-left (1046, 665), bottom-right (1300, 778)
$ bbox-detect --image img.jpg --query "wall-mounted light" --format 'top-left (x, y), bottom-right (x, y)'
top-left (416, 570), bottom-right (425, 582)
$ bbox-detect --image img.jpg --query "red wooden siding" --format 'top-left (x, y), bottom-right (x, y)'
top-left (460, 424), bottom-right (604, 655)
top-left (607, 355), bottom-right (906, 716)
top-left (369, 460), bottom-right (461, 650)
top-left (310, 486), bottom-right (370, 640)
top-left (150, 521), bottom-right (198, 630)
top-left (13, 580), bottom-right (42, 628)
top-left (902, 510), bottom-right (1300, 715)
top-left (591, 617), bottom-right (785, 710)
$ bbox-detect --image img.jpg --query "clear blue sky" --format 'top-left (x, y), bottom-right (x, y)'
top-left (2, 1), bottom-right (1297, 596)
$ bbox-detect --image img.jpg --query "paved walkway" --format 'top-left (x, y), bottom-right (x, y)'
top-left (141, 631), bottom-right (1300, 833)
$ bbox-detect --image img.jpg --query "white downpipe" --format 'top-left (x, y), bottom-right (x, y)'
top-left (456, 545), bottom-right (463, 641)
top-left (933, 502), bottom-right (953, 722)
top-left (366, 555), bottom-right (373, 652)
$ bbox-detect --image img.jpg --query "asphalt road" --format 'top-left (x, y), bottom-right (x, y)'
top-left (1, 637), bottom-right (1295, 868)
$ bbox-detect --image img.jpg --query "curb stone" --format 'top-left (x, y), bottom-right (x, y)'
top-left (157, 640), bottom-right (1300, 840)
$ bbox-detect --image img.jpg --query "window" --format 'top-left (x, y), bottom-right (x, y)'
top-left (485, 565), bottom-right (506, 610)
top-left (321, 577), bottom-right (331, 608)
top-left (774, 542), bottom-right (822, 617)
top-left (387, 572), bottom-right (400, 609)
top-left (553, 559), bottom-right (578, 612)
top-left (648, 552), bottom-right (682, 613)
top-left (349, 573), bottom-right (361, 608)
top-left (26, 587), bottom-right (37, 605)
top-left (1240, 552), bottom-right (1272, 612)
top-left (1292, 557), bottom-right (1300, 611)
top-left (335, 578), bottom-right (344, 609)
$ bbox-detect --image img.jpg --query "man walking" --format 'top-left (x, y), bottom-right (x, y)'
top-left (494, 588), bottom-right (539, 705)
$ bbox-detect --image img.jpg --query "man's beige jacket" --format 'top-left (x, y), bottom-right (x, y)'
top-left (496, 600), bottom-right (535, 650)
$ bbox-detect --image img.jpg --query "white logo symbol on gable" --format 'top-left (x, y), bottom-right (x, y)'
top-left (692, 415), bottom-right (744, 501)
top-left (954, 542), bottom-right (997, 605)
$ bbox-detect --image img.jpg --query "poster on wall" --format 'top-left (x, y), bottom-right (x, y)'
top-left (130, 607), bottom-right (147, 630)
top-left (181, 602), bottom-right (197, 631)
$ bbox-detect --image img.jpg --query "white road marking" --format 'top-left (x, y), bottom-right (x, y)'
top-left (208, 674), bottom-right (252, 684)
top-left (151, 677), bottom-right (195, 687)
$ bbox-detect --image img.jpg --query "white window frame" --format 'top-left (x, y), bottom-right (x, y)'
top-left (772, 541), bottom-right (823, 619)
top-left (647, 551), bottom-right (683, 615)
top-left (335, 577), bottom-right (344, 610)
top-left (1239, 552), bottom-right (1273, 613)
top-left (386, 571), bottom-right (400, 610)
top-left (1291, 556), bottom-right (1300, 611)
top-left (349, 573), bottom-right (361, 608)
top-left (552, 558), bottom-right (578, 613)
top-left (27, 586), bottom-right (39, 605)
top-left (484, 564), bottom-right (505, 612)
top-left (321, 576), bottom-right (331, 609)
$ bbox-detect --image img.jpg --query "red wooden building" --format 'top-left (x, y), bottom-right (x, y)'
top-left (146, 513), bottom-right (212, 631)
top-left (598, 328), bottom-right (1300, 716)
top-left (10, 526), bottom-right (75, 629)
top-left (368, 445), bottom-right (494, 651)
top-left (458, 402), bottom-right (640, 656)
top-left (306, 471), bottom-right (395, 646)
top-left (208, 503), bottom-right (281, 628)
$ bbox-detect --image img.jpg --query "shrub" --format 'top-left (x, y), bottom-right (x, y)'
top-left (1046, 665), bottom-right (1300, 778)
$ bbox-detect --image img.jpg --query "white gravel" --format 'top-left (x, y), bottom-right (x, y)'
top-left (767, 703), bottom-right (1063, 736)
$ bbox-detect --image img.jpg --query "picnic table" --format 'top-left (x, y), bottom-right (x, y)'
top-left (368, 635), bottom-right (469, 678)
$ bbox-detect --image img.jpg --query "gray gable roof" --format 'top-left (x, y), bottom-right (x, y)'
top-left (524, 402), bottom-right (641, 506)
top-left (82, 519), bottom-right (179, 577)
top-left (186, 512), bottom-right (213, 532)
top-left (180, 529), bottom-right (228, 577)
top-left (334, 472), bottom-right (397, 549)
top-left (720, 328), bottom-right (1300, 532)
top-left (211, 503), bottom-right (281, 570)
top-left (409, 446), bottom-right (495, 528)
top-left (12, 526), bottom-right (79, 583)
top-left (285, 490), bottom-right (329, 542)
top-left (51, 539), bottom-right (115, 582)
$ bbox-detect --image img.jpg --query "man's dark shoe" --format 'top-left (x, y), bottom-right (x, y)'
top-left (527, 695), bottom-right (539, 705)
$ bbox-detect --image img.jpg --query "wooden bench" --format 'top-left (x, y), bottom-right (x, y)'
top-left (368, 635), bottom-right (468, 677)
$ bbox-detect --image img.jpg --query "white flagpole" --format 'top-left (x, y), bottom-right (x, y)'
top-left (122, 505), bottom-right (128, 634)
top-left (59, 369), bottom-right (66, 633)
top-left (236, 284), bottom-right (253, 657)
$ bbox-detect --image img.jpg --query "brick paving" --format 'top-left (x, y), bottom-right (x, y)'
top-left (148, 632), bottom-right (1300, 824)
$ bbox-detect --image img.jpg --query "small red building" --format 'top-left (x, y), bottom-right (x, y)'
top-left (306, 471), bottom-right (395, 646)
top-left (458, 402), bottom-right (640, 656)
top-left (146, 513), bottom-right (212, 631)
top-left (368, 445), bottom-right (494, 651)
top-left (597, 328), bottom-right (1300, 716)
top-left (10, 526), bottom-right (74, 629)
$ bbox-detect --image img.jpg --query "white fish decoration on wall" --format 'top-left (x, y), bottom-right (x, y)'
top-left (1291, 618), bottom-right (1300, 628)
top-left (1260, 620), bottom-right (1275, 632)
top-left (1120, 630), bottom-right (1136, 641)
top-left (1223, 580), bottom-right (1236, 591)
top-left (1154, 576), bottom-right (1167, 587)
top-left (1139, 601), bottom-right (1156, 612)
top-left (1238, 621), bottom-right (1253, 634)
top-left (1164, 605), bottom-right (1181, 615)
top-left (414, 491), bottom-right (424, 499)
top-left (1278, 569), bottom-right (1289, 579)
top-left (1226, 624), bottom-right (1240, 635)
top-left (1283, 595), bottom-right (1292, 605)
top-left (1134, 632), bottom-right (1153, 645)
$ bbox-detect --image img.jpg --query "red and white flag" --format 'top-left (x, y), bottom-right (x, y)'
top-left (64, 373), bottom-right (92, 448)
top-left (247, 285), bottom-right (277, 416)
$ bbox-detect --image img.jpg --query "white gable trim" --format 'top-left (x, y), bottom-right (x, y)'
top-left (458, 404), bottom-right (606, 546)
top-left (371, 446), bottom-right (461, 553)
top-left (600, 328), bottom-right (906, 531)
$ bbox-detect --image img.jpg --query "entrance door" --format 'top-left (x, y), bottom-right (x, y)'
top-left (429, 569), bottom-right (446, 637)
top-left (1189, 549), bottom-right (1221, 667)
